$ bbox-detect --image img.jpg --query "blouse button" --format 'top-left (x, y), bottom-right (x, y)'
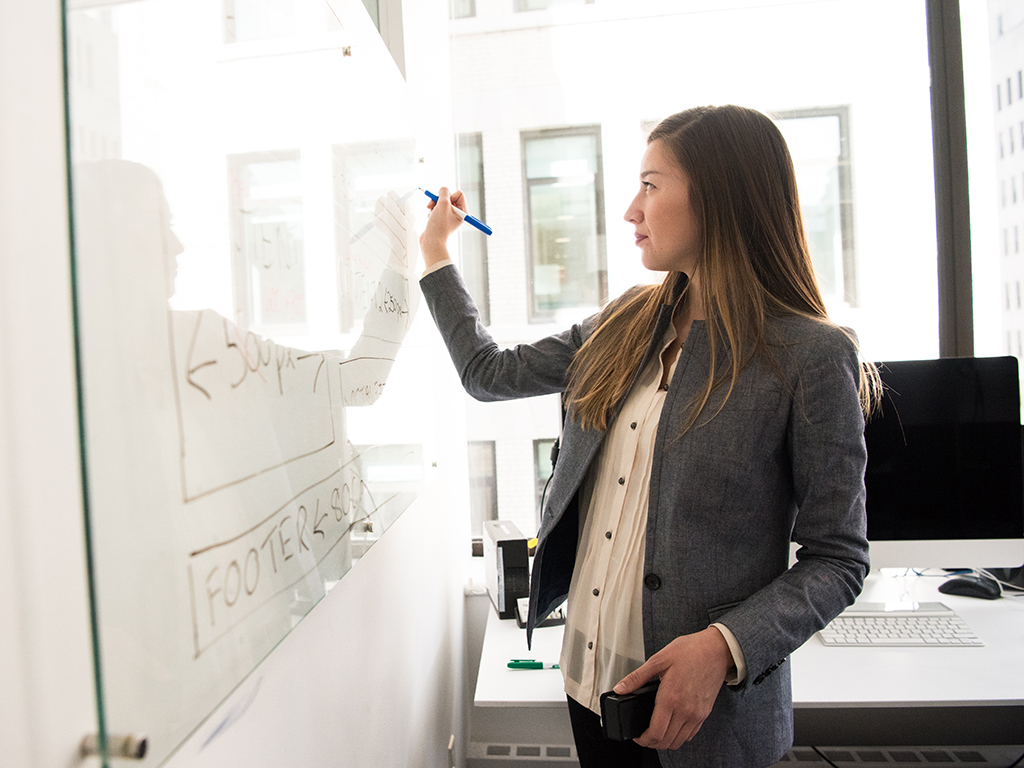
top-left (644, 573), bottom-right (662, 591)
top-left (593, 588), bottom-right (600, 597)
top-left (630, 422), bottom-right (637, 430)
top-left (618, 477), bottom-right (625, 485)
top-left (605, 531), bottom-right (612, 539)
top-left (588, 641), bottom-right (594, 650)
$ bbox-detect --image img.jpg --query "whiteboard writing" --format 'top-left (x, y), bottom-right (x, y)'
top-left (171, 309), bottom-right (337, 502)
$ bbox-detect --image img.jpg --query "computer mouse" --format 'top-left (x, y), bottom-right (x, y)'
top-left (938, 574), bottom-right (1001, 600)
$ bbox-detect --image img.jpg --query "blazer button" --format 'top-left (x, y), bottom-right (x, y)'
top-left (643, 573), bottom-right (661, 590)
top-left (618, 477), bottom-right (625, 485)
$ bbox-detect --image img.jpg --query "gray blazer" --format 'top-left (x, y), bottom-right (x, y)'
top-left (421, 266), bottom-right (869, 767)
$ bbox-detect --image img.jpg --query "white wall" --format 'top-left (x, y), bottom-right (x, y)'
top-left (0, 2), bottom-right (100, 767)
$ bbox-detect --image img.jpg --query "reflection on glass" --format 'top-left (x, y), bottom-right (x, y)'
top-left (523, 128), bottom-right (607, 320)
top-left (228, 152), bottom-right (306, 329)
top-left (65, 2), bottom-right (424, 764)
top-left (333, 139), bottom-right (417, 332)
top-left (224, 0), bottom-right (297, 43)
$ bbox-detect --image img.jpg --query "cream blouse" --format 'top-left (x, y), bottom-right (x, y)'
top-left (560, 323), bottom-right (746, 714)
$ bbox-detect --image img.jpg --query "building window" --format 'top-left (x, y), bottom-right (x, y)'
top-left (458, 133), bottom-right (490, 325)
top-left (223, 0), bottom-right (296, 43)
top-left (451, 0), bottom-right (476, 18)
top-left (468, 441), bottom-right (498, 537)
top-left (522, 126), bottom-right (607, 322)
top-left (227, 151), bottom-right (306, 331)
top-left (775, 106), bottom-right (857, 305)
top-left (533, 438), bottom-right (557, 523)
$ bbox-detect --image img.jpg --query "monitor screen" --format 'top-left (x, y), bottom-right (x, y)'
top-left (864, 356), bottom-right (1024, 568)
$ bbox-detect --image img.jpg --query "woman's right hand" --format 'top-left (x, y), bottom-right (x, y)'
top-left (419, 186), bottom-right (466, 269)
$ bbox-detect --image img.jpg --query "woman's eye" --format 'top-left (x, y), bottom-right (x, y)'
top-left (642, 181), bottom-right (654, 191)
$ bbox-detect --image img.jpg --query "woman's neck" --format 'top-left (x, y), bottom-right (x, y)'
top-left (673, 272), bottom-right (704, 344)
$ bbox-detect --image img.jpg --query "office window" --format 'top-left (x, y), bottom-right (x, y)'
top-left (227, 151), bottom-right (306, 331)
top-left (522, 126), bottom-right (607, 322)
top-left (533, 438), bottom-right (557, 522)
top-left (223, 0), bottom-right (296, 43)
top-left (468, 441), bottom-right (498, 537)
top-left (998, 82), bottom-right (1002, 110)
top-left (776, 107), bottom-right (857, 305)
top-left (458, 133), bottom-right (490, 325)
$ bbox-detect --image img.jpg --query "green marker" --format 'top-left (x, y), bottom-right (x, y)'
top-left (508, 659), bottom-right (559, 670)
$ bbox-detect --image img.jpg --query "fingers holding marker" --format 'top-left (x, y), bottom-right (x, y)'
top-left (423, 188), bottom-right (493, 236)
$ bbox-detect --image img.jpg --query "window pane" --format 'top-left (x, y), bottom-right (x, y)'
top-left (458, 133), bottom-right (490, 324)
top-left (524, 129), bottom-right (606, 319)
top-left (468, 441), bottom-right (498, 536)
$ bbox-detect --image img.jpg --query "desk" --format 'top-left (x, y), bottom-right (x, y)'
top-left (472, 571), bottom-right (1024, 753)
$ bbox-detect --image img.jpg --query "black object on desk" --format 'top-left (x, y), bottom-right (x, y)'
top-left (483, 520), bottom-right (530, 619)
top-left (938, 574), bottom-right (1001, 600)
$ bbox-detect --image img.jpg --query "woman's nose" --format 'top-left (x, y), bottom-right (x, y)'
top-left (624, 200), bottom-right (642, 224)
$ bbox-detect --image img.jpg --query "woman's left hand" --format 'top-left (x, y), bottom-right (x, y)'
top-left (613, 626), bottom-right (733, 750)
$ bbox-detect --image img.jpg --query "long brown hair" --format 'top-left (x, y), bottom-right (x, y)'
top-left (565, 105), bottom-right (879, 431)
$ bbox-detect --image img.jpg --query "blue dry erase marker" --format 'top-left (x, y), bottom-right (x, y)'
top-left (423, 188), bottom-right (493, 236)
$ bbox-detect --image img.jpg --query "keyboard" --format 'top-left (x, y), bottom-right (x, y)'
top-left (818, 602), bottom-right (984, 647)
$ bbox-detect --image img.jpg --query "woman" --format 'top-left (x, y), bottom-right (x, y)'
top-left (419, 105), bottom-right (877, 768)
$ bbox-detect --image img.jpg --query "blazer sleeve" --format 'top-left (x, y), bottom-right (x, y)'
top-left (716, 324), bottom-right (870, 688)
top-left (419, 264), bottom-right (592, 401)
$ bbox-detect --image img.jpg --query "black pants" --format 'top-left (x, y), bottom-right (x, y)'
top-left (567, 696), bottom-right (663, 768)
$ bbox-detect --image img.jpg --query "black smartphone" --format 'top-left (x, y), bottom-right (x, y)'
top-left (599, 679), bottom-right (660, 741)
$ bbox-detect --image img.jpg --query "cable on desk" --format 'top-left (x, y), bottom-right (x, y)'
top-left (811, 747), bottom-right (841, 768)
top-left (1007, 747), bottom-right (1024, 768)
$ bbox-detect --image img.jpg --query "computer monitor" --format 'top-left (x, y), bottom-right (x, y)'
top-left (864, 356), bottom-right (1024, 568)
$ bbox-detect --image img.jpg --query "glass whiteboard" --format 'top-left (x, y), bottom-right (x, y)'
top-left (65, 0), bottom-right (428, 763)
